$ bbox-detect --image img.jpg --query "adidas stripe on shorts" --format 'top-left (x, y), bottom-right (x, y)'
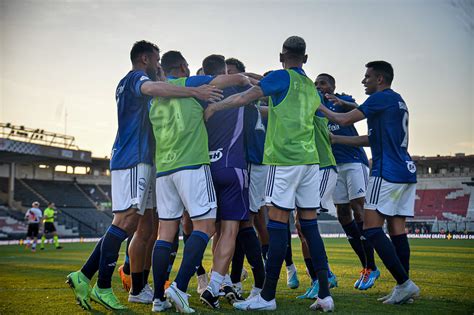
top-left (155, 165), bottom-right (217, 220)
top-left (333, 162), bottom-right (369, 204)
top-left (319, 167), bottom-right (338, 213)
top-left (364, 176), bottom-right (416, 217)
top-left (111, 163), bottom-right (156, 215)
top-left (265, 164), bottom-right (320, 211)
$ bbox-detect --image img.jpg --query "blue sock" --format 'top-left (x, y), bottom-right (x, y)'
top-left (390, 233), bottom-right (410, 276)
top-left (304, 258), bottom-right (318, 282)
top-left (284, 225), bottom-right (294, 266)
top-left (183, 232), bottom-right (206, 276)
top-left (230, 237), bottom-right (245, 284)
top-left (261, 244), bottom-right (269, 261)
top-left (166, 232), bottom-right (180, 281)
top-left (299, 218), bottom-right (330, 298)
top-left (363, 228), bottom-right (409, 284)
top-left (97, 225), bottom-right (128, 288)
top-left (152, 240), bottom-right (172, 300)
top-left (81, 237), bottom-right (103, 280)
top-left (342, 220), bottom-right (367, 268)
top-left (260, 220), bottom-right (288, 301)
top-left (239, 227), bottom-right (265, 289)
top-left (357, 221), bottom-right (376, 270)
top-left (174, 231), bottom-right (209, 292)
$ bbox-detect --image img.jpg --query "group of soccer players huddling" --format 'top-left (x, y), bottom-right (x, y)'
top-left (66, 35), bottom-right (420, 313)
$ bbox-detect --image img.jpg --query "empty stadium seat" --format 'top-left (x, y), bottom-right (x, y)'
top-left (415, 189), bottom-right (470, 219)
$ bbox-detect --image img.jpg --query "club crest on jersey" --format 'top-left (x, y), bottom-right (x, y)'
top-left (406, 161), bottom-right (416, 173)
top-left (209, 148), bottom-right (223, 162)
top-left (138, 178), bottom-right (146, 191)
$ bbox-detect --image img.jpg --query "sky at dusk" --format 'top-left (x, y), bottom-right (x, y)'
top-left (1, 0), bottom-right (473, 158)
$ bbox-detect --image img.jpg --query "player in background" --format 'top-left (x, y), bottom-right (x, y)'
top-left (66, 40), bottom-right (223, 311)
top-left (199, 55), bottom-right (265, 309)
top-left (205, 36), bottom-right (334, 312)
top-left (25, 201), bottom-right (43, 252)
top-left (295, 103), bottom-right (339, 299)
top-left (148, 50), bottom-right (251, 313)
top-left (315, 73), bottom-right (379, 290)
top-left (40, 202), bottom-right (62, 250)
top-left (320, 61), bottom-right (420, 304)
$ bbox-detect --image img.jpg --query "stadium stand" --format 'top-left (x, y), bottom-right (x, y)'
top-left (22, 179), bottom-right (96, 208)
top-left (79, 184), bottom-right (110, 204)
top-left (415, 188), bottom-right (470, 219)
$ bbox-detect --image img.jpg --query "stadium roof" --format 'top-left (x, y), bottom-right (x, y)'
top-left (0, 123), bottom-right (92, 166)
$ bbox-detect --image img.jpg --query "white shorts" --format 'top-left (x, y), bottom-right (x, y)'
top-left (319, 167), bottom-right (338, 213)
top-left (156, 165), bottom-right (217, 220)
top-left (265, 164), bottom-right (320, 211)
top-left (248, 163), bottom-right (269, 213)
top-left (365, 176), bottom-right (416, 217)
top-left (111, 163), bottom-right (156, 215)
top-left (333, 163), bottom-right (369, 204)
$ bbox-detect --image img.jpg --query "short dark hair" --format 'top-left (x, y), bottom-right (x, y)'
top-left (282, 36), bottom-right (306, 55)
top-left (196, 67), bottom-right (203, 75)
top-left (161, 50), bottom-right (186, 75)
top-left (366, 61), bottom-right (394, 84)
top-left (225, 58), bottom-right (246, 73)
top-left (130, 40), bottom-right (159, 64)
top-left (316, 73), bottom-right (336, 87)
top-left (202, 54), bottom-right (226, 75)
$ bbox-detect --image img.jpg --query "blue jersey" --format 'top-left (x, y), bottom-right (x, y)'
top-left (358, 89), bottom-right (416, 183)
top-left (244, 101), bottom-right (267, 164)
top-left (110, 70), bottom-right (154, 170)
top-left (326, 94), bottom-right (369, 166)
top-left (259, 67), bottom-right (307, 106)
top-left (206, 86), bottom-right (247, 170)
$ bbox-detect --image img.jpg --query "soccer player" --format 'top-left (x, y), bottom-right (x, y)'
top-left (66, 40), bottom-right (222, 311)
top-left (40, 202), bottom-right (62, 250)
top-left (295, 105), bottom-right (339, 299)
top-left (198, 55), bottom-right (265, 309)
top-left (158, 51), bottom-right (209, 296)
top-left (225, 57), bottom-right (267, 298)
top-left (24, 201), bottom-right (42, 252)
top-left (315, 73), bottom-right (379, 290)
top-left (205, 36), bottom-right (334, 312)
top-left (320, 61), bottom-right (420, 304)
top-left (148, 50), bottom-right (251, 313)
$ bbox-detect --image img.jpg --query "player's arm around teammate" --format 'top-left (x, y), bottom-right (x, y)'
top-left (205, 36), bottom-right (334, 312)
top-left (321, 61), bottom-right (420, 304)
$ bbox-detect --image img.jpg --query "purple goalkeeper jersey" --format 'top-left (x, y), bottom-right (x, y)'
top-left (205, 86), bottom-right (247, 171)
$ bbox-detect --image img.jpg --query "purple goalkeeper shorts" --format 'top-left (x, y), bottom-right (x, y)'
top-left (211, 167), bottom-right (249, 221)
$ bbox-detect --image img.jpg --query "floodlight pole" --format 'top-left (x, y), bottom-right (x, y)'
top-left (8, 162), bottom-right (15, 208)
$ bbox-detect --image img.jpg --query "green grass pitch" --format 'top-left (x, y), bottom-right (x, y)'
top-left (0, 238), bottom-right (473, 314)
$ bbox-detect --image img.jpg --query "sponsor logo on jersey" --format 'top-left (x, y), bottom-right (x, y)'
top-left (209, 148), bottom-right (223, 162)
top-left (116, 85), bottom-right (124, 95)
top-left (406, 161), bottom-right (416, 173)
top-left (328, 123), bottom-right (340, 132)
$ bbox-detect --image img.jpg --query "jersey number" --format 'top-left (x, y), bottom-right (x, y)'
top-left (401, 111), bottom-right (409, 148)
